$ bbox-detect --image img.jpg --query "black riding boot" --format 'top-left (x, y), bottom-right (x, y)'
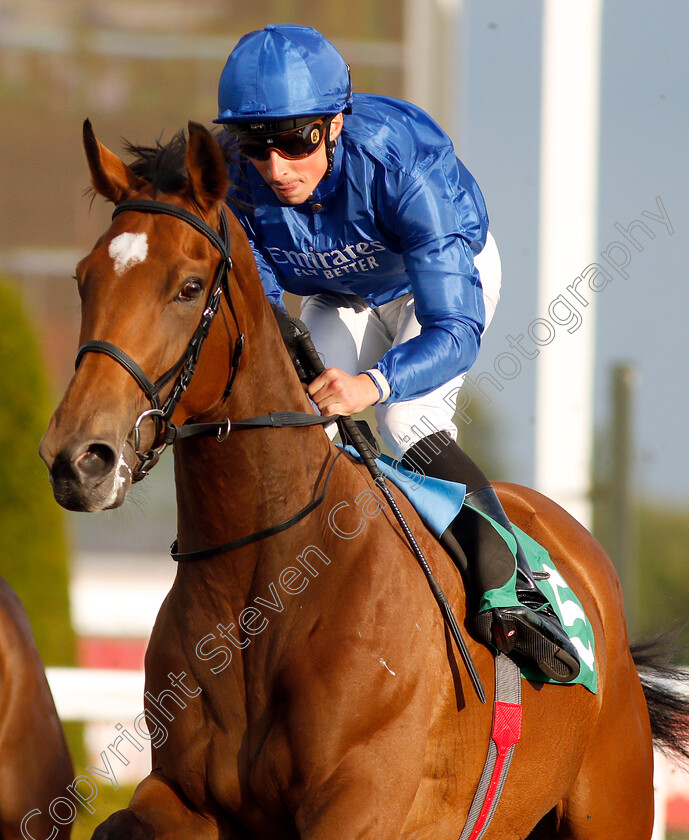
top-left (465, 485), bottom-right (580, 682)
top-left (401, 432), bottom-right (580, 683)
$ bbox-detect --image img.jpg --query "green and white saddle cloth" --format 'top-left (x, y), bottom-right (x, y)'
top-left (475, 514), bottom-right (597, 693)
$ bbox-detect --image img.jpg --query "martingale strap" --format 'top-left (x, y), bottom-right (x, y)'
top-left (170, 447), bottom-right (345, 561)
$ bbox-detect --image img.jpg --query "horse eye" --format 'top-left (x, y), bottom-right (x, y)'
top-left (178, 280), bottom-right (203, 301)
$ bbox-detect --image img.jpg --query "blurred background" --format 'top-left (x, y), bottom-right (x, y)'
top-left (1, 0), bottom-right (687, 836)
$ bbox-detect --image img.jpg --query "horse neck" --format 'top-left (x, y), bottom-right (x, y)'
top-left (172, 289), bottom-right (334, 596)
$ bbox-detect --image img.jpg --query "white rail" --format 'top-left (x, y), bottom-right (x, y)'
top-left (46, 667), bottom-right (144, 722)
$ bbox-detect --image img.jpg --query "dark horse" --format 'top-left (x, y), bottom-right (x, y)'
top-left (40, 121), bottom-right (688, 839)
top-left (0, 577), bottom-right (73, 839)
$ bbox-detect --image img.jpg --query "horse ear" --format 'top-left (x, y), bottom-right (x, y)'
top-left (83, 119), bottom-right (146, 204)
top-left (185, 121), bottom-right (230, 211)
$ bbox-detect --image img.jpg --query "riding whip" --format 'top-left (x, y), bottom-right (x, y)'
top-left (294, 323), bottom-right (486, 704)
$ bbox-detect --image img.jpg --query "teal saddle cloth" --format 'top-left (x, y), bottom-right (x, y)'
top-left (347, 448), bottom-right (597, 693)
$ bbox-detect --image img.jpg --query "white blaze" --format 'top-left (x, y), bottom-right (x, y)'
top-left (108, 232), bottom-right (148, 275)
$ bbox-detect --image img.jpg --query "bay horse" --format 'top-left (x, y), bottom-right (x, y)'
top-left (0, 577), bottom-right (74, 840)
top-left (39, 120), bottom-right (688, 840)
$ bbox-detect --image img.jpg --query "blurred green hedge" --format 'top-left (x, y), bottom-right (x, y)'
top-left (0, 275), bottom-right (75, 667)
top-left (636, 503), bottom-right (689, 644)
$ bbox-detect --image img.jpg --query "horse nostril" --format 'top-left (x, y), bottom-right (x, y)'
top-left (74, 443), bottom-right (117, 480)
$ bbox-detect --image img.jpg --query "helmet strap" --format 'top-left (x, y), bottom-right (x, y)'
top-left (322, 116), bottom-right (338, 180)
top-left (324, 137), bottom-right (335, 179)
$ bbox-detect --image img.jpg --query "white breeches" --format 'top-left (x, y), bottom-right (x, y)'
top-left (300, 231), bottom-right (502, 458)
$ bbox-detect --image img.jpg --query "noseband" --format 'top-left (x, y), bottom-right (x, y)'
top-left (75, 199), bottom-right (244, 481)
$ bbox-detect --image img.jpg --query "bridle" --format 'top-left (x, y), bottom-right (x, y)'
top-left (75, 195), bottom-right (338, 559)
top-left (75, 199), bottom-right (334, 482)
top-left (75, 199), bottom-right (243, 480)
top-left (75, 198), bottom-right (330, 483)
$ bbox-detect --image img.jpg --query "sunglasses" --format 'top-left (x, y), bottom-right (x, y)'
top-left (227, 117), bottom-right (333, 161)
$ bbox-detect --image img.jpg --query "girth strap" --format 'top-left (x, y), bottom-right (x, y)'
top-left (459, 653), bottom-right (522, 840)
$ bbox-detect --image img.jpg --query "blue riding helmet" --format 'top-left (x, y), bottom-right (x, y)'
top-left (215, 24), bottom-right (352, 123)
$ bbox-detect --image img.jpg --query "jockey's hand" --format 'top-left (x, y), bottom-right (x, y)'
top-left (307, 368), bottom-right (380, 416)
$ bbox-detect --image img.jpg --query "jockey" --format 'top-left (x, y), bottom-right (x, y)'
top-left (215, 24), bottom-right (580, 683)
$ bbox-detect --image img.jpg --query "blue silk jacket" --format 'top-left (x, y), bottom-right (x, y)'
top-left (227, 93), bottom-right (489, 402)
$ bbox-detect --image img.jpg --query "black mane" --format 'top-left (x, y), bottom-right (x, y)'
top-left (123, 130), bottom-right (190, 194)
top-left (122, 128), bottom-right (249, 208)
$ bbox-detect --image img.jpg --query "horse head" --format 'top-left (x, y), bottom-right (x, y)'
top-left (40, 120), bottom-right (253, 512)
